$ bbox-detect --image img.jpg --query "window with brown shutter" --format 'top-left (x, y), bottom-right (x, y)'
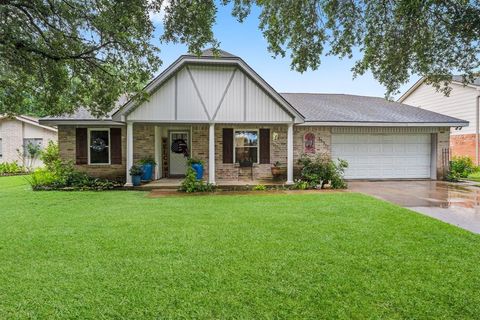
top-left (222, 128), bottom-right (233, 163)
top-left (259, 128), bottom-right (270, 164)
top-left (75, 128), bottom-right (88, 165)
top-left (110, 128), bottom-right (122, 164)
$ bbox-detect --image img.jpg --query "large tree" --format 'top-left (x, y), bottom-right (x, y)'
top-left (1, 0), bottom-right (479, 117)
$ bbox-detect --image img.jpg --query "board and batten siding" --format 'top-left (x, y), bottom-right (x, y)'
top-left (127, 65), bottom-right (293, 123)
top-left (402, 82), bottom-right (477, 135)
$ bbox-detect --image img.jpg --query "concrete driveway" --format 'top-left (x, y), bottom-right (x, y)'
top-left (349, 180), bottom-right (480, 234)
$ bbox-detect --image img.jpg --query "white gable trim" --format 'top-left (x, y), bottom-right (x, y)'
top-left (398, 77), bottom-right (479, 103)
top-left (113, 56), bottom-right (304, 123)
top-left (1, 115), bottom-right (58, 132)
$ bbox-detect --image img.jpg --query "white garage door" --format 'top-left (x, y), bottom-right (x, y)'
top-left (331, 133), bottom-right (431, 179)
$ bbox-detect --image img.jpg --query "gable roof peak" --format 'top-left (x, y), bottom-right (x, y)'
top-left (185, 48), bottom-right (238, 59)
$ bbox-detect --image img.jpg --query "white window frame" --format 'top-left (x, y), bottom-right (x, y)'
top-left (87, 128), bottom-right (111, 165)
top-left (233, 129), bottom-right (260, 164)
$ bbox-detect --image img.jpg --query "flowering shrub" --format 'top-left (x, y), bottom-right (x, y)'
top-left (295, 153), bottom-right (348, 189)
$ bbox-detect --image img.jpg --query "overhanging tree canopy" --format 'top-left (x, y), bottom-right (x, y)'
top-left (1, 0), bottom-right (479, 116)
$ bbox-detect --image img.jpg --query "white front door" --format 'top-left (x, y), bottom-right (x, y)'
top-left (331, 133), bottom-right (432, 179)
top-left (169, 131), bottom-right (189, 176)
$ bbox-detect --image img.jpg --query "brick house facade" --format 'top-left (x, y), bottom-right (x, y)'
top-left (56, 123), bottom-right (452, 181)
top-left (45, 49), bottom-right (466, 184)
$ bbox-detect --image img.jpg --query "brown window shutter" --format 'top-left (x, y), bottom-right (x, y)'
top-left (75, 128), bottom-right (88, 165)
top-left (110, 128), bottom-right (122, 164)
top-left (222, 128), bottom-right (233, 163)
top-left (259, 128), bottom-right (270, 164)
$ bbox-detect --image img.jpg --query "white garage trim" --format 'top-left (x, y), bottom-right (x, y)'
top-left (332, 133), bottom-right (433, 179)
top-left (331, 127), bottom-right (446, 134)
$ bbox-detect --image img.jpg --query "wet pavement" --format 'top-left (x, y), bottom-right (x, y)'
top-left (349, 180), bottom-right (480, 234)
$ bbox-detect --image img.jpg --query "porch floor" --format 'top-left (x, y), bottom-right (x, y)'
top-left (138, 178), bottom-right (288, 190)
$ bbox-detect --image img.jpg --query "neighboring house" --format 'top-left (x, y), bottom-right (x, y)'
top-left (40, 49), bottom-right (467, 184)
top-left (0, 115), bottom-right (58, 168)
top-left (399, 76), bottom-right (480, 163)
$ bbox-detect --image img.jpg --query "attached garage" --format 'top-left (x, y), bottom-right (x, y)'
top-left (282, 92), bottom-right (468, 180)
top-left (331, 133), bottom-right (433, 179)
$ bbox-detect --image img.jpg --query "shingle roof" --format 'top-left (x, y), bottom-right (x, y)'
top-left (452, 75), bottom-right (480, 86)
top-left (185, 48), bottom-right (238, 58)
top-left (281, 93), bottom-right (467, 124)
top-left (41, 94), bottom-right (128, 121)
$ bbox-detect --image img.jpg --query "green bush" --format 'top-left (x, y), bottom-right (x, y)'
top-left (0, 161), bottom-right (26, 175)
top-left (29, 161), bottom-right (121, 191)
top-left (179, 167), bottom-right (215, 193)
top-left (138, 156), bottom-right (156, 165)
top-left (292, 180), bottom-right (309, 190)
top-left (253, 184), bottom-right (267, 191)
top-left (447, 156), bottom-right (477, 182)
top-left (129, 165), bottom-right (144, 176)
top-left (39, 141), bottom-right (60, 171)
top-left (296, 153), bottom-right (348, 189)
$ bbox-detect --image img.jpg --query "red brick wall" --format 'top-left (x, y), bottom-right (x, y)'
top-left (450, 134), bottom-right (477, 161)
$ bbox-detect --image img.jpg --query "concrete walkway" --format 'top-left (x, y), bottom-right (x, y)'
top-left (349, 180), bottom-right (480, 234)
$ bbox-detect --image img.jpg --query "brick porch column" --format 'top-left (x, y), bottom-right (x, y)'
top-left (125, 121), bottom-right (134, 186)
top-left (208, 123), bottom-right (215, 184)
top-left (287, 123), bottom-right (294, 184)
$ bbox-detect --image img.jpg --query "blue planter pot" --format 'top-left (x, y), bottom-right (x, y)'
top-left (141, 163), bottom-right (153, 181)
top-left (191, 163), bottom-right (204, 180)
top-left (132, 175), bottom-right (141, 186)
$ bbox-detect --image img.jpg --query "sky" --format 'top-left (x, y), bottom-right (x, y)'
top-left (149, 2), bottom-right (420, 100)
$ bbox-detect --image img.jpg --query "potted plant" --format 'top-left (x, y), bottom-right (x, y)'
top-left (271, 161), bottom-right (286, 178)
top-left (129, 165), bottom-right (143, 186)
top-left (138, 156), bottom-right (156, 181)
top-left (187, 157), bottom-right (204, 180)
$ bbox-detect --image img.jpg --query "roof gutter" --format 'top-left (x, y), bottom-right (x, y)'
top-left (39, 120), bottom-right (125, 126)
top-left (298, 121), bottom-right (469, 127)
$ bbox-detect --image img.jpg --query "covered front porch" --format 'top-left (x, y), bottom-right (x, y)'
top-left (124, 122), bottom-right (295, 186)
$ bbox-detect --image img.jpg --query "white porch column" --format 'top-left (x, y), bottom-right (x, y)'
top-left (125, 122), bottom-right (134, 186)
top-left (286, 123), bottom-right (294, 184)
top-left (154, 126), bottom-right (161, 179)
top-left (208, 123), bottom-right (216, 184)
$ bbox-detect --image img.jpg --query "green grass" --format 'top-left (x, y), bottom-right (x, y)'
top-left (1, 176), bottom-right (479, 319)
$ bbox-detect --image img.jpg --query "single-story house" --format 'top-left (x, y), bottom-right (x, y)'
top-left (40, 49), bottom-right (468, 185)
top-left (399, 76), bottom-right (480, 164)
top-left (0, 115), bottom-right (58, 168)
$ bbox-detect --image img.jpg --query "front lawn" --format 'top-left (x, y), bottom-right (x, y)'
top-left (1, 176), bottom-right (479, 319)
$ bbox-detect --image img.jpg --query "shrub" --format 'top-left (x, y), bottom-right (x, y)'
top-left (129, 165), bottom-right (144, 176)
top-left (28, 161), bottom-right (122, 191)
top-left (253, 184), bottom-right (267, 191)
top-left (296, 153), bottom-right (348, 189)
top-left (447, 156), bottom-right (477, 182)
top-left (187, 157), bottom-right (204, 166)
top-left (0, 161), bottom-right (26, 175)
top-left (292, 179), bottom-right (309, 190)
top-left (40, 141), bottom-right (60, 171)
top-left (138, 156), bottom-right (156, 165)
top-left (179, 167), bottom-right (215, 193)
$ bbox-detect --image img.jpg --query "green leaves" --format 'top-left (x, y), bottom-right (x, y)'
top-left (1, 0), bottom-right (479, 117)
top-left (1, 0), bottom-right (160, 116)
